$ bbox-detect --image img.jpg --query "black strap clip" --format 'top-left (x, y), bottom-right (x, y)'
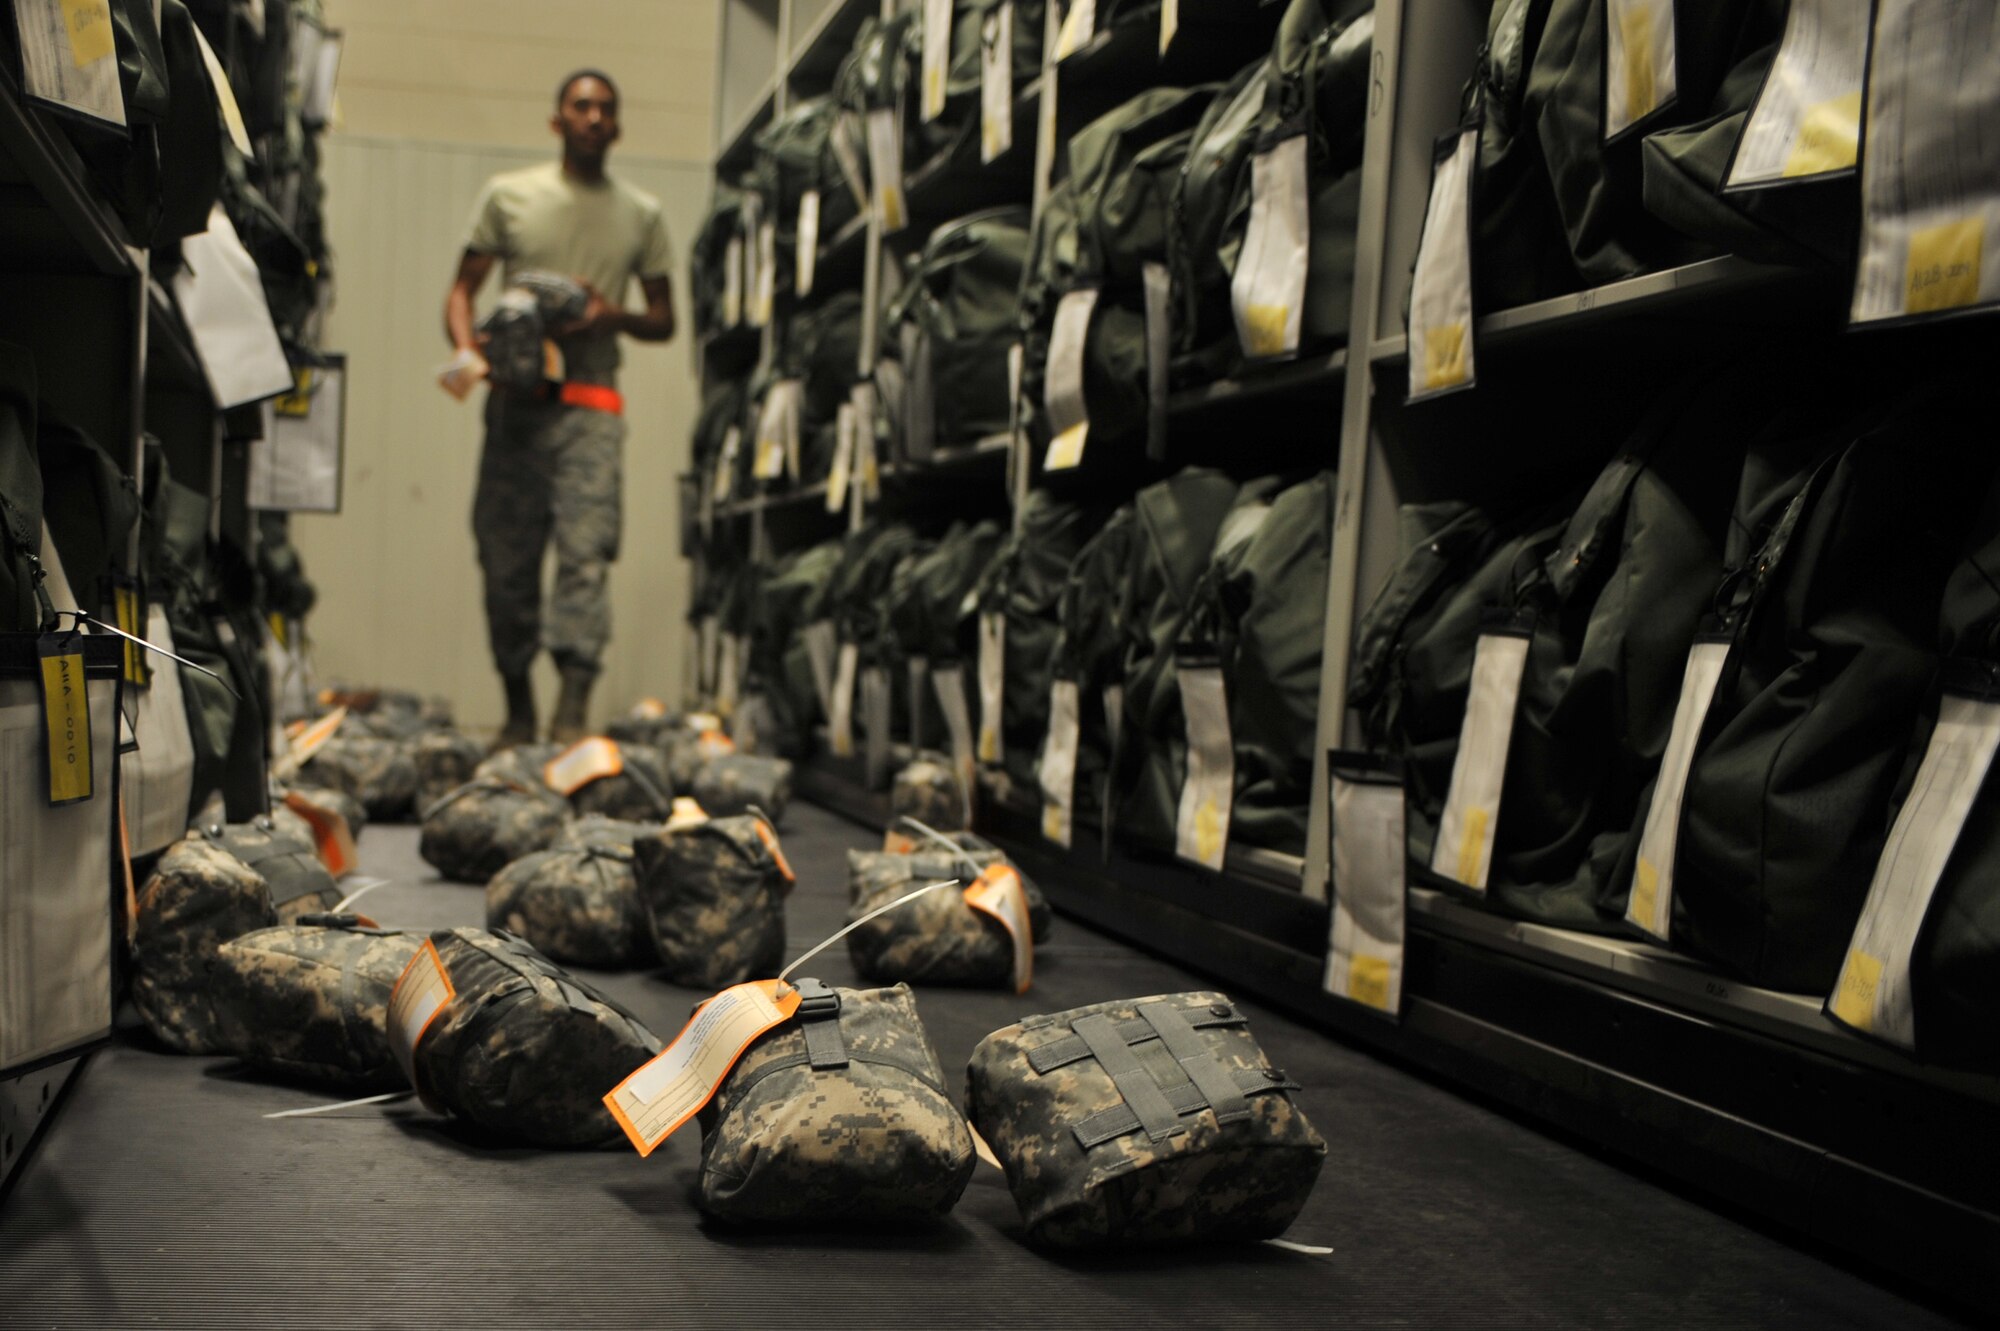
top-left (790, 977), bottom-right (848, 1069)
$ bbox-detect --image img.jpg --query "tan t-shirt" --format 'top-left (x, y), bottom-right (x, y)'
top-left (463, 161), bottom-right (674, 384)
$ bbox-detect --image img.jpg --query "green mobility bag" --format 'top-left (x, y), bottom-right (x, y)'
top-left (633, 814), bottom-right (793, 989)
top-left (886, 521), bottom-right (1006, 747)
top-left (419, 776), bottom-right (572, 884)
top-left (894, 208), bottom-right (1030, 456)
top-left (1045, 504), bottom-right (1140, 825)
top-left (690, 183), bottom-right (744, 340)
top-left (0, 342), bottom-right (47, 632)
top-left (211, 918), bottom-right (422, 1091)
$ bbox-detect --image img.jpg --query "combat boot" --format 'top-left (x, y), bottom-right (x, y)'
top-left (494, 672), bottom-right (536, 750)
top-left (549, 665), bottom-right (595, 744)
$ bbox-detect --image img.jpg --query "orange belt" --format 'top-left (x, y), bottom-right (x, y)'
top-left (551, 382), bottom-right (624, 415)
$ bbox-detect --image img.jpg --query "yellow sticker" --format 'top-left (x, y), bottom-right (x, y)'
top-left (1242, 303), bottom-right (1291, 358)
top-left (1423, 319), bottom-right (1470, 391)
top-left (1905, 217), bottom-right (1984, 315)
top-left (1194, 798), bottom-right (1225, 866)
top-left (1782, 91), bottom-right (1861, 178)
top-left (1830, 949), bottom-right (1884, 1032)
top-left (39, 640), bottom-right (92, 805)
top-left (115, 584), bottom-right (149, 686)
top-left (977, 723), bottom-right (1000, 764)
top-left (879, 184), bottom-right (907, 233)
top-left (1044, 422), bottom-right (1088, 471)
top-left (1630, 858), bottom-right (1660, 934)
top-left (1042, 802), bottom-right (1066, 843)
top-left (603, 979), bottom-right (802, 1156)
top-left (274, 366), bottom-right (316, 418)
top-left (62, 0), bottom-right (115, 67)
top-left (1621, 4), bottom-right (1657, 127)
top-left (1455, 806), bottom-right (1489, 888)
top-left (1347, 954), bottom-right (1392, 1011)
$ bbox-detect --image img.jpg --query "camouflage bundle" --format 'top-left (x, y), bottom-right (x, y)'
top-left (413, 729), bottom-right (486, 810)
top-left (316, 686), bottom-right (453, 739)
top-left (485, 842), bottom-right (652, 969)
top-left (554, 815), bottom-right (656, 853)
top-left (402, 929), bottom-right (660, 1147)
top-left (211, 917), bottom-right (421, 1090)
top-left (132, 825), bottom-right (341, 1053)
top-left (850, 843), bottom-right (1055, 942)
top-left (696, 980), bottom-right (976, 1223)
top-left (473, 743), bottom-right (562, 787)
top-left (965, 991), bottom-right (1326, 1248)
top-left (633, 816), bottom-right (792, 988)
top-left (567, 742), bottom-right (674, 822)
top-left (418, 778), bottom-right (571, 883)
top-left (199, 821), bottom-right (344, 919)
top-left (844, 853), bottom-right (1024, 987)
top-left (891, 753), bottom-right (966, 831)
top-left (271, 784), bottom-right (369, 845)
top-left (688, 753), bottom-right (793, 823)
top-left (299, 735), bottom-right (421, 821)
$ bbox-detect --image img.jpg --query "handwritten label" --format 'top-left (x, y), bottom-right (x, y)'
top-left (388, 940), bottom-right (456, 1100)
top-left (964, 864), bottom-right (1033, 993)
top-left (603, 979), bottom-right (801, 1156)
top-left (38, 634), bottom-right (92, 806)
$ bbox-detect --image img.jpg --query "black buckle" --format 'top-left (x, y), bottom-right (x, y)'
top-left (791, 976), bottom-right (842, 1021)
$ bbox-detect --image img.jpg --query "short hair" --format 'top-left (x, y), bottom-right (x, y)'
top-left (555, 69), bottom-right (619, 110)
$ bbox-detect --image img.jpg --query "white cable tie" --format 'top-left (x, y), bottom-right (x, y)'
top-left (780, 880), bottom-right (958, 982)
top-left (263, 1091), bottom-right (410, 1119)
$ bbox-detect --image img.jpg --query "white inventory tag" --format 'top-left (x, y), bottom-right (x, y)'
top-left (965, 864), bottom-right (1034, 993)
top-left (1230, 131), bottom-right (1310, 360)
top-left (1850, 1), bottom-right (2000, 326)
top-left (1159, 0), bottom-right (1178, 55)
top-left (802, 620), bottom-right (838, 716)
top-left (1039, 677), bottom-right (1081, 847)
top-left (1043, 288), bottom-right (1098, 471)
top-left (922, 0), bottom-right (952, 122)
top-left (981, 2), bottom-right (1014, 163)
top-left (15, 0), bottom-right (125, 126)
top-left (977, 612), bottom-right (1006, 764)
top-left (851, 381), bottom-right (881, 502)
top-left (1603, 0), bottom-right (1677, 141)
top-left (1627, 636), bottom-right (1731, 941)
top-left (1407, 127), bottom-right (1479, 403)
top-left (753, 380), bottom-right (802, 481)
top-left (907, 655), bottom-right (930, 750)
top-left (829, 641), bottom-right (860, 758)
top-left (1430, 621), bottom-right (1530, 892)
top-left (751, 217), bottom-right (777, 327)
top-left (387, 940), bottom-right (455, 1100)
top-left (797, 189), bottom-right (822, 297)
top-left (934, 665), bottom-right (978, 809)
top-left (1829, 689), bottom-right (2000, 1048)
top-left (831, 111), bottom-right (870, 211)
top-left (604, 979), bottom-right (801, 1157)
top-left (826, 403), bottom-right (856, 513)
top-left (1175, 661), bottom-right (1234, 870)
top-left (714, 425), bottom-right (742, 502)
top-left (1725, 0), bottom-right (1867, 189)
top-left (1006, 341), bottom-right (1027, 492)
top-left (867, 106), bottom-right (908, 233)
top-left (1324, 759), bottom-right (1407, 1017)
top-left (722, 235), bottom-right (745, 327)
top-left (1055, 0), bottom-right (1094, 61)
top-left (861, 665), bottom-right (893, 788)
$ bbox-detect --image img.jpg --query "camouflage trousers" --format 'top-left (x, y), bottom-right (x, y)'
top-left (474, 392), bottom-right (625, 678)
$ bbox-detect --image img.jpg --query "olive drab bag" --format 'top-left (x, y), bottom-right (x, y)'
top-left (485, 842), bottom-right (653, 970)
top-left (298, 734), bottom-right (421, 821)
top-left (397, 929), bottom-right (662, 1147)
top-left (36, 416), bottom-right (138, 622)
top-left (891, 752), bottom-right (967, 831)
top-left (562, 742), bottom-right (675, 822)
top-left (965, 991), bottom-right (1325, 1248)
top-left (689, 753), bottom-right (794, 823)
top-left (892, 208), bottom-right (1029, 457)
top-left (413, 729), bottom-right (486, 811)
top-left (0, 343), bottom-right (49, 632)
top-left (852, 842), bottom-right (1054, 941)
top-left (886, 521), bottom-right (1005, 748)
top-left (696, 980), bottom-right (976, 1223)
top-left (753, 538), bottom-right (844, 753)
top-left (418, 778), bottom-right (572, 884)
top-left (690, 184), bottom-right (745, 341)
top-left (633, 815), bottom-right (793, 989)
top-left (750, 94), bottom-right (849, 296)
top-left (830, 522), bottom-right (926, 759)
top-left (1044, 504), bottom-right (1139, 826)
top-left (211, 918), bottom-right (422, 1091)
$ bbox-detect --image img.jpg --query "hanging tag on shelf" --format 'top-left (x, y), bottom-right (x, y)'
top-left (1043, 288), bottom-right (1098, 471)
top-left (1174, 653), bottom-right (1233, 871)
top-left (192, 21), bottom-right (251, 153)
top-left (37, 629), bottom-right (94, 806)
top-left (1724, 0), bottom-right (1867, 189)
top-left (1230, 128), bottom-right (1309, 360)
top-left (933, 665), bottom-right (977, 816)
top-left (713, 425), bottom-right (742, 503)
top-left (803, 620), bottom-right (838, 717)
top-left (751, 215), bottom-right (777, 327)
top-left (1039, 677), bottom-right (1080, 847)
top-left (830, 641), bottom-right (860, 758)
top-left (982, 3), bottom-right (1014, 162)
top-left (851, 381), bottom-right (881, 502)
top-left (1430, 614), bottom-right (1531, 893)
top-left (922, 0), bottom-right (952, 122)
top-left (1006, 341), bottom-right (1026, 494)
top-left (717, 633), bottom-right (743, 713)
top-left (1143, 261), bottom-right (1171, 461)
top-left (1603, 0), bottom-right (1677, 141)
top-left (1056, 0), bottom-right (1095, 61)
top-left (1828, 682), bottom-right (2000, 1048)
top-left (1324, 754), bottom-right (1407, 1018)
top-left (15, 0), bottom-right (124, 125)
top-left (1850, 0), bottom-right (2000, 326)
top-left (1160, 0), bottom-right (1178, 55)
top-left (826, 403), bottom-right (855, 513)
top-left (977, 612), bottom-right (1005, 765)
top-left (1627, 634), bottom-right (1732, 941)
top-left (867, 106), bottom-right (908, 233)
top-left (1406, 126), bottom-right (1480, 402)
top-left (797, 189), bottom-right (821, 296)
top-left (753, 381), bottom-right (802, 481)
top-left (722, 235), bottom-right (745, 327)
top-left (831, 111), bottom-right (871, 212)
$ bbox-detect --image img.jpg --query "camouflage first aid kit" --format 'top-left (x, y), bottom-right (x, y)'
top-left (211, 918), bottom-right (422, 1091)
top-left (965, 991), bottom-right (1325, 1248)
top-left (485, 843), bottom-right (654, 970)
top-left (392, 929), bottom-right (661, 1147)
top-left (633, 816), bottom-right (794, 988)
top-left (418, 779), bottom-right (572, 884)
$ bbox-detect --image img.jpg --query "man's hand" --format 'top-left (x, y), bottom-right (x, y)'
top-left (554, 279), bottom-right (626, 338)
top-left (444, 250), bottom-right (497, 352)
top-left (550, 274), bottom-right (676, 343)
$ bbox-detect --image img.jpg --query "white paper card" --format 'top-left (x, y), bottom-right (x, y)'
top-left (977, 612), bottom-right (1005, 764)
top-left (1407, 128), bottom-right (1479, 403)
top-left (1175, 665), bottom-right (1234, 870)
top-left (191, 21), bottom-right (253, 156)
top-left (934, 665), bottom-right (977, 808)
top-left (830, 641), bottom-right (860, 758)
top-left (1160, 0), bottom-right (1178, 55)
top-left (1324, 769), bottom-right (1407, 1016)
top-left (713, 425), bottom-right (742, 503)
top-left (1230, 133), bottom-right (1310, 360)
top-left (122, 607), bottom-right (197, 858)
top-left (851, 381), bottom-right (881, 502)
top-left (699, 616), bottom-right (721, 698)
top-left (1604, 0), bottom-right (1677, 140)
top-left (1830, 692), bottom-right (2000, 1048)
top-left (13, 0), bottom-right (125, 126)
top-left (717, 632), bottom-right (744, 711)
top-left (826, 403), bottom-right (855, 513)
top-left (752, 217), bottom-right (777, 327)
top-left (1043, 288), bottom-right (1098, 471)
top-left (1056, 0), bottom-right (1094, 60)
top-left (173, 206), bottom-right (297, 410)
top-left (722, 235), bottom-right (744, 326)
top-left (1039, 678), bottom-right (1080, 847)
top-left (1850, 1), bottom-right (2000, 325)
top-left (1430, 629), bottom-right (1528, 892)
top-left (797, 189), bottom-right (821, 297)
top-left (250, 362), bottom-right (344, 513)
top-left (867, 106), bottom-right (908, 233)
top-left (1726, 0), bottom-right (1867, 188)
top-left (753, 380), bottom-right (802, 481)
top-left (982, 2), bottom-right (1014, 163)
top-left (832, 111), bottom-right (871, 212)
top-left (923, 0), bottom-right (952, 122)
top-left (1628, 638), bottom-right (1731, 940)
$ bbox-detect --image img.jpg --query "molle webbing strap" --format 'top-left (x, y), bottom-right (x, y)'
top-left (1138, 1001), bottom-right (1249, 1126)
top-left (791, 978), bottom-right (849, 1069)
top-left (1071, 1066), bottom-right (1300, 1150)
top-left (1072, 1013), bottom-right (1183, 1144)
top-left (1028, 1003), bottom-right (1245, 1074)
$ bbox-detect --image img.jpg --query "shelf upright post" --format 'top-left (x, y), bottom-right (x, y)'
top-left (126, 247), bottom-right (149, 576)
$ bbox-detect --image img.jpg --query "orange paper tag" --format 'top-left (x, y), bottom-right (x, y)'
top-left (633, 697), bottom-right (669, 721)
top-left (287, 706), bottom-right (347, 767)
top-left (882, 830), bottom-right (919, 855)
top-left (964, 864), bottom-right (1033, 994)
top-left (283, 790), bottom-right (359, 878)
top-left (544, 737), bottom-right (624, 794)
top-left (388, 940), bottom-right (456, 1100)
top-left (603, 978), bottom-right (801, 1156)
top-left (697, 728), bottom-right (736, 759)
top-left (666, 797), bottom-right (710, 832)
top-left (753, 818), bottom-right (796, 882)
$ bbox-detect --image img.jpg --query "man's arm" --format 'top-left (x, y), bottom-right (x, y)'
top-left (564, 274), bottom-right (675, 343)
top-left (444, 250), bottom-right (498, 351)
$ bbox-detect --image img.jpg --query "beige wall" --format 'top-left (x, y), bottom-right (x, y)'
top-left (291, 4), bottom-right (717, 736)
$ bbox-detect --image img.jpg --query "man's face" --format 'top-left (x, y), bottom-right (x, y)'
top-left (554, 76), bottom-right (619, 162)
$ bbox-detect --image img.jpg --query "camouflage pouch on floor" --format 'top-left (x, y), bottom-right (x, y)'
top-left (891, 753), bottom-right (966, 830)
top-left (196, 820), bottom-right (342, 921)
top-left (689, 753), bottom-right (793, 823)
top-left (850, 843), bottom-right (1054, 941)
top-left (554, 815), bottom-right (656, 853)
top-left (413, 729), bottom-right (486, 810)
top-left (418, 778), bottom-right (571, 883)
top-left (844, 870), bottom-right (1017, 986)
top-left (567, 742), bottom-right (675, 822)
top-left (696, 979), bottom-right (976, 1223)
top-left (485, 843), bottom-right (652, 969)
top-left (633, 815), bottom-right (792, 988)
top-left (131, 836), bottom-right (285, 1053)
top-left (403, 928), bottom-right (661, 1147)
top-left (965, 991), bottom-right (1325, 1248)
top-left (299, 735), bottom-right (421, 821)
top-left (211, 917), bottom-right (421, 1090)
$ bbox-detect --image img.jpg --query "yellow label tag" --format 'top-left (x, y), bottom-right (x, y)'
top-left (1782, 91), bottom-right (1860, 178)
top-left (1044, 422), bottom-right (1088, 471)
top-left (880, 184), bottom-right (907, 233)
top-left (965, 864), bottom-right (1033, 993)
top-left (266, 612), bottom-right (287, 648)
top-left (62, 0), bottom-right (115, 67)
top-left (1630, 857), bottom-right (1661, 934)
top-left (1241, 303), bottom-right (1291, 358)
top-left (1830, 949), bottom-right (1884, 1032)
top-left (603, 979), bottom-right (802, 1156)
top-left (1906, 217), bottom-right (1984, 315)
top-left (1455, 806), bottom-right (1489, 888)
top-left (115, 584), bottom-right (149, 686)
top-left (191, 23), bottom-right (252, 156)
top-left (1042, 801), bottom-right (1066, 843)
top-left (388, 940), bottom-right (457, 1100)
top-left (283, 790), bottom-right (359, 879)
top-left (1622, 4), bottom-right (1657, 126)
top-left (1423, 319), bottom-right (1470, 390)
top-left (924, 68), bottom-right (944, 119)
top-left (274, 366), bottom-right (316, 418)
top-left (1347, 954), bottom-right (1392, 1011)
top-left (544, 737), bottom-right (625, 794)
top-left (1194, 798), bottom-right (1225, 866)
top-left (39, 639), bottom-right (92, 805)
